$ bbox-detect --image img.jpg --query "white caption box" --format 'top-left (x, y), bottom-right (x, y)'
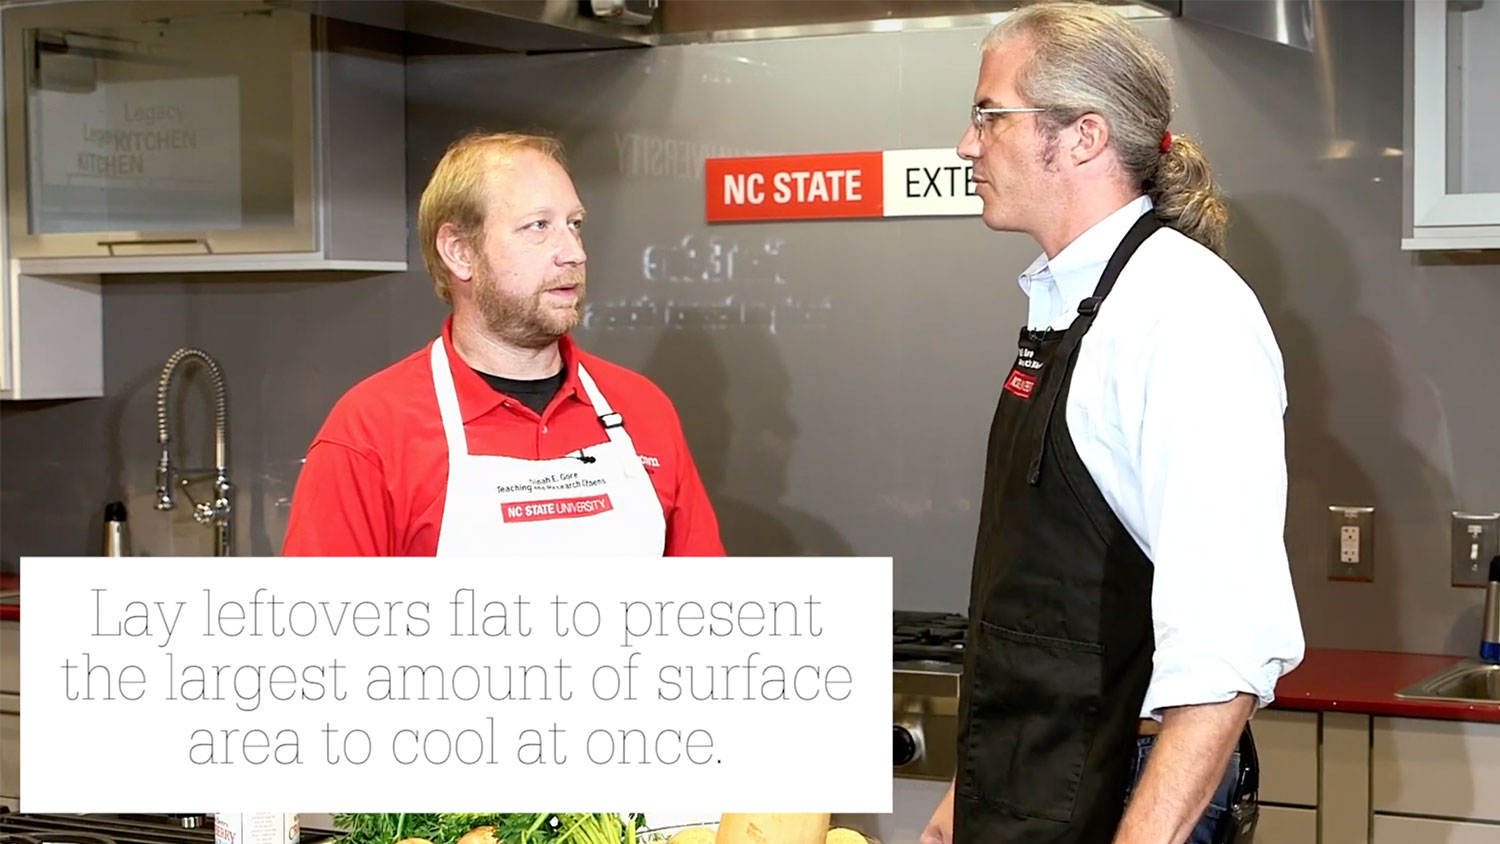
top-left (19, 556), bottom-right (892, 815)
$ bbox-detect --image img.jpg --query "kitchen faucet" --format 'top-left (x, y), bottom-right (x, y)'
top-left (154, 347), bottom-right (233, 556)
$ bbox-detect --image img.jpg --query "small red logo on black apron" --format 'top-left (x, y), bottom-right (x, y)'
top-left (1004, 345), bottom-right (1043, 400)
top-left (1003, 368), bottom-right (1037, 399)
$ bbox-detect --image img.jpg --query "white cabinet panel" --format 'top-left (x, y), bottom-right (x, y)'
top-left (1, 263), bottom-right (103, 400)
top-left (1375, 815), bottom-right (1500, 844)
top-left (0, 697), bottom-right (17, 803)
top-left (1254, 709), bottom-right (1320, 807)
top-left (1373, 717), bottom-right (1500, 824)
top-left (1257, 806), bottom-right (1317, 844)
top-left (0, 620), bottom-right (15, 694)
top-left (1321, 713), bottom-right (1373, 844)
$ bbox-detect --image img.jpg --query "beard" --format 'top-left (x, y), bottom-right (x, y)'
top-left (473, 264), bottom-right (587, 350)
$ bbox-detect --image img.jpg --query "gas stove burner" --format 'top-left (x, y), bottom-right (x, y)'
top-left (0, 835), bottom-right (120, 844)
top-left (893, 610), bottom-right (968, 665)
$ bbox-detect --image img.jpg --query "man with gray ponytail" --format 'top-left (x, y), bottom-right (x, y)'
top-left (927, 2), bottom-right (1305, 844)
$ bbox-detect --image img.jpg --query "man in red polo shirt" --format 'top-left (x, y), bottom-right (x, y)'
top-left (281, 131), bottom-right (725, 558)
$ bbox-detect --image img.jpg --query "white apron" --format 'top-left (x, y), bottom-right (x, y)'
top-left (429, 336), bottom-right (667, 557)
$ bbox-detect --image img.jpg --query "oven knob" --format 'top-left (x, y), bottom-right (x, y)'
top-left (894, 725), bottom-right (919, 766)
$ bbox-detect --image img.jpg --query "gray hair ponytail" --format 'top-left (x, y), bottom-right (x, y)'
top-left (1150, 132), bottom-right (1228, 254)
top-left (982, 1), bottom-right (1230, 254)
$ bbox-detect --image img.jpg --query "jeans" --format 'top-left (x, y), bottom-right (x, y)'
top-left (1123, 734), bottom-right (1242, 844)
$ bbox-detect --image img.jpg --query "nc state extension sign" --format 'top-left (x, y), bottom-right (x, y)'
top-left (705, 149), bottom-right (981, 222)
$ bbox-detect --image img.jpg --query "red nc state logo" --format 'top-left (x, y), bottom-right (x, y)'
top-left (1003, 368), bottom-right (1037, 399)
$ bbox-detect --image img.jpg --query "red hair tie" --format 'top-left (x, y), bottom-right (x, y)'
top-left (1160, 131), bottom-right (1173, 153)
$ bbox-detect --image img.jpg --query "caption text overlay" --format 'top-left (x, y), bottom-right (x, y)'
top-left (19, 556), bottom-right (892, 814)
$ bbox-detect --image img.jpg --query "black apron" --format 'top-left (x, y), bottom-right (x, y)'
top-left (954, 211), bottom-right (1162, 844)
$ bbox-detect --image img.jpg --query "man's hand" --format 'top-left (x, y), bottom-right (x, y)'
top-left (919, 781), bottom-right (955, 844)
top-left (1113, 694), bottom-right (1256, 844)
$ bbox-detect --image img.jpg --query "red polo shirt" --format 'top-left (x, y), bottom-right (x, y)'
top-left (281, 319), bottom-right (725, 557)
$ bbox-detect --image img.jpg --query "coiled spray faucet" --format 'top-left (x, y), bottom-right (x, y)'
top-left (155, 347), bottom-right (232, 556)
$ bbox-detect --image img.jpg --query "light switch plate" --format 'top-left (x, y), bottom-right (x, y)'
top-left (1329, 506), bottom-right (1375, 582)
top-left (1451, 511), bottom-right (1499, 588)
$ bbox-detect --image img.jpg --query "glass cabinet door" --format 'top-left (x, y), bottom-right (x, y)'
top-left (1, 15), bottom-right (9, 394)
top-left (2, 1), bottom-right (316, 258)
top-left (1409, 0), bottom-right (1500, 239)
top-left (1445, 0), bottom-right (1498, 197)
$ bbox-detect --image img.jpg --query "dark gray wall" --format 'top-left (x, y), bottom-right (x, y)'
top-left (3, 2), bottom-right (1498, 660)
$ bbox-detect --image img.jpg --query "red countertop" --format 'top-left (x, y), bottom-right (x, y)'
top-left (0, 574), bottom-right (16, 622)
top-left (1270, 646), bottom-right (1500, 723)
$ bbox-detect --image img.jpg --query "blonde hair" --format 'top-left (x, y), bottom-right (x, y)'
top-left (417, 131), bottom-right (568, 303)
top-left (982, 1), bottom-right (1229, 254)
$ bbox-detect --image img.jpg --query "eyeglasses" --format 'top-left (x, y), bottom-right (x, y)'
top-left (971, 103), bottom-right (1047, 130)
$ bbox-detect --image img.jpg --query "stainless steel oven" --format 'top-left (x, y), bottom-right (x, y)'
top-left (893, 611), bottom-right (966, 782)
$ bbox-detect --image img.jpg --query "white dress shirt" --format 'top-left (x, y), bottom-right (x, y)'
top-left (1017, 195), bottom-right (1306, 720)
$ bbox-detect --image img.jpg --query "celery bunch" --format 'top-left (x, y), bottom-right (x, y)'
top-left (331, 813), bottom-right (649, 844)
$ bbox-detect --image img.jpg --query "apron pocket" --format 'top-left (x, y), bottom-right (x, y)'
top-left (962, 620), bottom-right (1104, 824)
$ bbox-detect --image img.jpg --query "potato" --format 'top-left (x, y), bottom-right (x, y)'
top-left (458, 828), bottom-right (498, 844)
top-left (825, 829), bottom-right (868, 844)
top-left (667, 827), bottom-right (716, 844)
top-left (396, 838), bottom-right (436, 844)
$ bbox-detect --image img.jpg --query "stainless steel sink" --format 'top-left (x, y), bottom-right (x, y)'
top-left (1395, 658), bottom-right (1500, 704)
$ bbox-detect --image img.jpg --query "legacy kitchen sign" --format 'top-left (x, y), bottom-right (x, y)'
top-left (704, 149), bottom-right (980, 222)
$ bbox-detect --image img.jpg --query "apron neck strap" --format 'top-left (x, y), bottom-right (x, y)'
top-left (575, 362), bottom-right (643, 479)
top-left (574, 362), bottom-right (617, 421)
top-left (1026, 210), bottom-right (1162, 486)
top-left (430, 336), bottom-right (471, 457)
top-left (1075, 211), bottom-right (1162, 320)
top-left (430, 337), bottom-right (644, 478)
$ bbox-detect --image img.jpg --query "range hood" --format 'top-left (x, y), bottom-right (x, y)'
top-left (1139, 0), bottom-right (1316, 51)
top-left (268, 0), bottom-right (1317, 54)
top-left (264, 0), bottom-right (661, 52)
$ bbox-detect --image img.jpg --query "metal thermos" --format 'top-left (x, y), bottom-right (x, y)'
top-left (103, 501), bottom-right (129, 557)
top-left (1482, 554), bottom-right (1499, 663)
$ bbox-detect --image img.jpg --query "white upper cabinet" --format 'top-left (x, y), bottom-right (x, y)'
top-left (1406, 0), bottom-right (1500, 251)
top-left (1, 0), bottom-right (408, 274)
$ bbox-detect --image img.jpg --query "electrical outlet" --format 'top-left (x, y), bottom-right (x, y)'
top-left (1451, 511), bottom-right (1499, 587)
top-left (1329, 506), bottom-right (1375, 582)
top-left (1340, 526), bottom-right (1360, 562)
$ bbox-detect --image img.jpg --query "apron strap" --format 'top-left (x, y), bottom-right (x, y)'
top-left (430, 338), bottom-right (646, 481)
top-left (430, 336), bottom-right (471, 459)
top-left (575, 362), bottom-right (644, 480)
top-left (1027, 211), bottom-right (1163, 486)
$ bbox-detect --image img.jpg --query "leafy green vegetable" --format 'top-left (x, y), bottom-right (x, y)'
top-left (331, 813), bottom-right (653, 844)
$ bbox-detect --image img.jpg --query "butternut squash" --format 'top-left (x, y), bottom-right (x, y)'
top-left (824, 829), bottom-right (868, 844)
top-left (667, 827), bottom-right (717, 844)
top-left (714, 814), bottom-right (830, 844)
top-left (458, 827), bottom-right (498, 844)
